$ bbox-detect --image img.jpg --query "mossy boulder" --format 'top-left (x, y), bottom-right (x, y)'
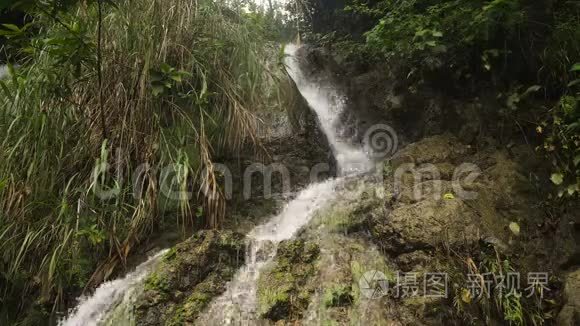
top-left (135, 230), bottom-right (245, 325)
top-left (391, 134), bottom-right (470, 169)
top-left (257, 239), bottom-right (320, 322)
top-left (371, 198), bottom-right (480, 254)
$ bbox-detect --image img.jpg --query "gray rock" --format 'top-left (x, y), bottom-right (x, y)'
top-left (371, 198), bottom-right (480, 254)
top-left (558, 269), bottom-right (580, 326)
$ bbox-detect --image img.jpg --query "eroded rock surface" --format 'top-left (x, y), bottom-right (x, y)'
top-left (257, 239), bottom-right (320, 322)
top-left (134, 230), bottom-right (244, 325)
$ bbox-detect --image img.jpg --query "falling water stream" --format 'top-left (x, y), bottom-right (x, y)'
top-left (60, 250), bottom-right (168, 326)
top-left (60, 44), bottom-right (372, 325)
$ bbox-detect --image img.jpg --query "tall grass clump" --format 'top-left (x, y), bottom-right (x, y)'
top-left (0, 0), bottom-right (286, 322)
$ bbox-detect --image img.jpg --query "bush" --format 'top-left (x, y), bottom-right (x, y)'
top-left (541, 64), bottom-right (580, 198)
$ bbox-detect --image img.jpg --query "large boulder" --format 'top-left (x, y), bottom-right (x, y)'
top-left (257, 239), bottom-right (320, 322)
top-left (391, 134), bottom-right (470, 169)
top-left (371, 197), bottom-right (480, 254)
top-left (134, 230), bottom-right (245, 325)
top-left (369, 135), bottom-right (481, 254)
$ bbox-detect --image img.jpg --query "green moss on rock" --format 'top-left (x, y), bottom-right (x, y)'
top-left (257, 239), bottom-right (320, 322)
top-left (323, 284), bottom-right (353, 307)
top-left (135, 230), bottom-right (245, 325)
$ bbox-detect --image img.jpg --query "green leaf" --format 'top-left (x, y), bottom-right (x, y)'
top-left (550, 173), bottom-right (564, 185)
top-left (2, 24), bottom-right (21, 32)
top-left (568, 79), bottom-right (580, 88)
top-left (522, 85), bottom-right (541, 98)
top-left (19, 22), bottom-right (32, 32)
top-left (525, 85), bottom-right (541, 93)
top-left (432, 31), bottom-right (443, 37)
top-left (509, 222), bottom-right (520, 236)
top-left (151, 84), bottom-right (165, 97)
top-left (570, 63), bottom-right (580, 72)
top-left (170, 74), bottom-right (182, 82)
top-left (461, 288), bottom-right (472, 303)
top-left (160, 63), bottom-right (172, 74)
top-left (0, 30), bottom-right (19, 36)
top-left (567, 122), bottom-right (580, 131)
top-left (574, 155), bottom-right (580, 166)
top-left (414, 29), bottom-right (427, 37)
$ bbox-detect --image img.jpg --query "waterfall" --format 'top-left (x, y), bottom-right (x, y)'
top-left (60, 44), bottom-right (372, 325)
top-left (284, 44), bottom-right (372, 175)
top-left (196, 44), bottom-right (372, 325)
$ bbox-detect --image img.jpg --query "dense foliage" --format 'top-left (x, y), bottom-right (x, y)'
top-left (0, 0), bottom-right (289, 323)
top-left (334, 0), bottom-right (579, 199)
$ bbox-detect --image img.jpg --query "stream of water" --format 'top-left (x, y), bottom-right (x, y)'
top-left (60, 250), bottom-right (168, 326)
top-left (197, 43), bottom-right (373, 325)
top-left (60, 44), bottom-right (372, 325)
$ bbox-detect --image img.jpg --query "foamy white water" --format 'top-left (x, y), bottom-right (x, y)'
top-left (61, 43), bottom-right (373, 326)
top-left (59, 250), bottom-right (168, 326)
top-left (197, 178), bottom-right (340, 325)
top-left (284, 44), bottom-right (372, 175)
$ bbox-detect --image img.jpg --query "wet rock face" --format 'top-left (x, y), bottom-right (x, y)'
top-left (299, 45), bottom-right (508, 145)
top-left (369, 135), bottom-right (481, 254)
top-left (558, 269), bottom-right (580, 326)
top-left (257, 239), bottom-right (320, 322)
top-left (134, 230), bottom-right (245, 325)
top-left (367, 133), bottom-right (557, 261)
top-left (391, 134), bottom-right (470, 168)
top-left (372, 199), bottom-right (480, 254)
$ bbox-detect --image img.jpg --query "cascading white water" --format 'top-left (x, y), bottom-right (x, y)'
top-left (283, 44), bottom-right (373, 175)
top-left (59, 250), bottom-right (168, 326)
top-left (60, 44), bottom-right (372, 325)
top-left (197, 179), bottom-right (340, 325)
top-left (196, 44), bottom-right (373, 325)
